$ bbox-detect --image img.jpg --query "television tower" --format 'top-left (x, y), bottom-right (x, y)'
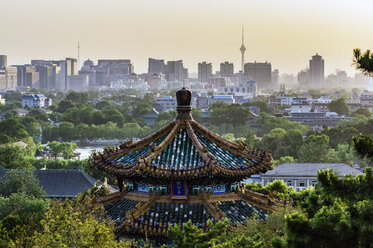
top-left (77, 41), bottom-right (80, 70)
top-left (239, 25), bottom-right (246, 72)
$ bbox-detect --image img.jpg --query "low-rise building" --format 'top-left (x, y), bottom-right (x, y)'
top-left (142, 108), bottom-right (159, 126)
top-left (22, 94), bottom-right (52, 108)
top-left (262, 163), bottom-right (363, 192)
top-left (155, 96), bottom-right (177, 113)
top-left (286, 112), bottom-right (350, 131)
top-left (269, 95), bottom-right (295, 106)
top-left (360, 91), bottom-right (373, 112)
top-left (210, 95), bottom-right (235, 105)
top-left (0, 168), bottom-right (115, 198)
top-left (314, 102), bottom-right (329, 113)
top-left (290, 97), bottom-right (312, 113)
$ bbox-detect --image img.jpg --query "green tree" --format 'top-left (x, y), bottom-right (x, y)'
top-left (227, 104), bottom-right (250, 136)
top-left (351, 108), bottom-right (372, 118)
top-left (327, 98), bottom-right (350, 116)
top-left (284, 168), bottom-right (373, 248)
top-left (0, 170), bottom-right (46, 198)
top-left (0, 170), bottom-right (50, 247)
top-left (47, 141), bottom-right (78, 159)
top-left (66, 91), bottom-right (88, 104)
top-left (191, 108), bottom-right (203, 123)
top-left (167, 219), bottom-right (230, 248)
top-left (0, 145), bottom-right (34, 169)
top-left (0, 119), bottom-right (31, 144)
top-left (353, 133), bottom-right (373, 162)
top-left (276, 156), bottom-right (295, 165)
top-left (297, 135), bottom-right (331, 163)
top-left (56, 99), bottom-right (75, 113)
top-left (32, 195), bottom-right (129, 248)
top-left (353, 48), bottom-right (373, 76)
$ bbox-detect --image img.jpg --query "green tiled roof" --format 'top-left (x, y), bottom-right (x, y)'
top-left (214, 200), bottom-right (268, 223)
top-left (138, 202), bottom-right (212, 227)
top-left (151, 129), bottom-right (204, 170)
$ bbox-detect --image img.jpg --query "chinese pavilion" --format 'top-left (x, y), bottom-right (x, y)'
top-left (93, 87), bottom-right (284, 238)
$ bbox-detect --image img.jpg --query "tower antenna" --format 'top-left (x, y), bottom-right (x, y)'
top-left (78, 41), bottom-right (80, 70)
top-left (239, 25), bottom-right (246, 72)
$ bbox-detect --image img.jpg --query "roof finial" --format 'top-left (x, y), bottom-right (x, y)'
top-left (175, 87), bottom-right (192, 120)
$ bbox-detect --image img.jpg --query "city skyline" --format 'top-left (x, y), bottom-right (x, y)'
top-left (1, 0), bottom-right (373, 76)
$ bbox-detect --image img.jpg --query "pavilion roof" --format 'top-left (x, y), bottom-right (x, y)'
top-left (92, 88), bottom-right (272, 182)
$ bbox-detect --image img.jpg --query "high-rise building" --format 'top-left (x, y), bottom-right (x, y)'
top-left (198, 62), bottom-right (212, 83)
top-left (244, 62), bottom-right (272, 89)
top-left (0, 67), bottom-right (17, 90)
top-left (0, 69), bottom-right (6, 89)
top-left (67, 75), bottom-right (89, 92)
top-left (220, 62), bottom-right (234, 77)
top-left (16, 65), bottom-right (39, 88)
top-left (297, 68), bottom-right (310, 87)
top-left (272, 69), bottom-right (279, 88)
top-left (97, 59), bottom-right (133, 75)
top-left (32, 60), bottom-right (54, 90)
top-left (66, 58), bottom-right (78, 76)
top-left (309, 53), bottom-right (324, 88)
top-left (166, 60), bottom-right (185, 82)
top-left (5, 67), bottom-right (17, 90)
top-left (0, 55), bottom-right (7, 68)
top-left (148, 58), bottom-right (165, 74)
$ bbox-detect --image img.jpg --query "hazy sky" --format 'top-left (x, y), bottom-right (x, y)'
top-left (1, 0), bottom-right (373, 76)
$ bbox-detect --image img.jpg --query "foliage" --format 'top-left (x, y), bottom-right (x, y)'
top-left (353, 48), bottom-right (373, 76)
top-left (209, 102), bottom-right (250, 136)
top-left (66, 91), bottom-right (88, 104)
top-left (47, 141), bottom-right (78, 159)
top-left (258, 128), bottom-right (303, 159)
top-left (166, 219), bottom-right (232, 248)
top-left (0, 170), bottom-right (50, 247)
top-left (245, 180), bottom-right (294, 200)
top-left (0, 118), bottom-right (31, 144)
top-left (0, 145), bottom-right (34, 169)
top-left (32, 195), bottom-right (129, 248)
top-left (275, 156), bottom-right (295, 165)
top-left (243, 101), bottom-right (273, 114)
top-left (257, 113), bottom-right (309, 137)
top-left (297, 134), bottom-right (331, 163)
top-left (42, 121), bottom-right (153, 142)
top-left (284, 169), bottom-right (373, 248)
top-left (0, 170), bottom-right (46, 198)
top-left (351, 108), bottom-right (372, 118)
top-left (327, 98), bottom-right (350, 116)
top-left (353, 133), bottom-right (373, 162)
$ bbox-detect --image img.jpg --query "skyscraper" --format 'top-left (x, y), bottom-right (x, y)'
top-left (198, 62), bottom-right (212, 83)
top-left (166, 60), bottom-right (185, 82)
top-left (0, 55), bottom-right (7, 68)
top-left (244, 62), bottom-right (272, 90)
top-left (239, 25), bottom-right (246, 72)
top-left (309, 53), bottom-right (324, 88)
top-left (148, 58), bottom-right (165, 74)
top-left (220, 62), bottom-right (234, 77)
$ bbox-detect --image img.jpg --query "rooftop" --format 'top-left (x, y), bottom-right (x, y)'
top-left (263, 163), bottom-right (363, 177)
top-left (0, 168), bottom-right (101, 198)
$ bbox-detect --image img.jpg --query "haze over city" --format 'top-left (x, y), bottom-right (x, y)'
top-left (1, 0), bottom-right (373, 75)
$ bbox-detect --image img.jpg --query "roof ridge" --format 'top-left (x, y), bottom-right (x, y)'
top-left (143, 122), bottom-right (180, 164)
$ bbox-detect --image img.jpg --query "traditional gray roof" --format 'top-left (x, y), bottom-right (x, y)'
top-left (0, 169), bottom-right (98, 198)
top-left (263, 163), bottom-right (363, 177)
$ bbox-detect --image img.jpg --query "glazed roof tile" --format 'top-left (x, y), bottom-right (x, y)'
top-left (93, 88), bottom-right (272, 182)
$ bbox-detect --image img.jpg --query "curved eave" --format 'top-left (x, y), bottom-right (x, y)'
top-left (92, 118), bottom-right (273, 181)
top-left (93, 155), bottom-right (272, 181)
